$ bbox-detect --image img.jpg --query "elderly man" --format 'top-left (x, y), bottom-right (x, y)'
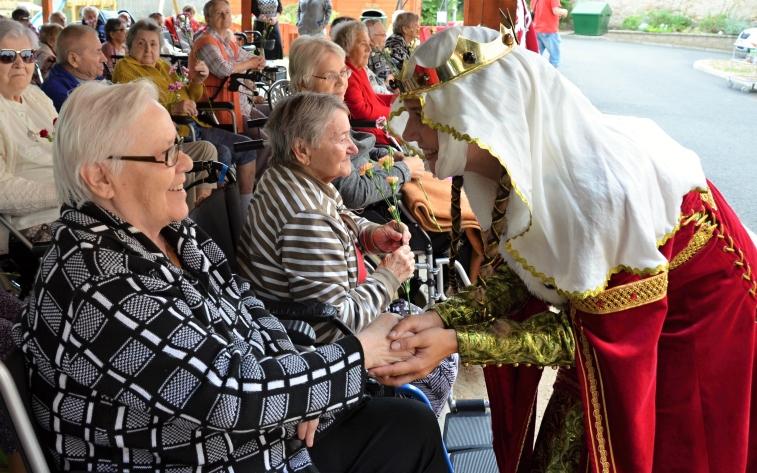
top-left (41, 24), bottom-right (105, 110)
top-left (372, 26), bottom-right (757, 473)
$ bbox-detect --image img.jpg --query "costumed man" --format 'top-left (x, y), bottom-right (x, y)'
top-left (371, 26), bottom-right (757, 473)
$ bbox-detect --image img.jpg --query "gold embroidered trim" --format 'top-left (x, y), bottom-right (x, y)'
top-left (716, 233), bottom-right (757, 299)
top-left (700, 188), bottom-right (717, 210)
top-left (670, 221), bottom-right (716, 270)
top-left (570, 272), bottom-right (668, 315)
top-left (573, 310), bottom-right (611, 473)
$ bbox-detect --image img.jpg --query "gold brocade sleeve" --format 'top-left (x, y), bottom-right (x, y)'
top-left (435, 265), bottom-right (531, 327)
top-left (455, 310), bottom-right (575, 367)
top-left (435, 265), bottom-right (575, 367)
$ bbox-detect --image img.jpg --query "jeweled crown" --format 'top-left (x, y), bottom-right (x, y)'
top-left (398, 25), bottom-right (516, 96)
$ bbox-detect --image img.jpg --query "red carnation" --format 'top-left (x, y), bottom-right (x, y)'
top-left (39, 129), bottom-right (49, 138)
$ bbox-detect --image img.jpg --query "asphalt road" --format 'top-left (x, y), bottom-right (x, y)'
top-left (558, 35), bottom-right (757, 229)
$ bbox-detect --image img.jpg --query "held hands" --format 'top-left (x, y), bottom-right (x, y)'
top-left (402, 155), bottom-right (426, 180)
top-left (356, 313), bottom-right (414, 369)
top-left (369, 313), bottom-right (458, 386)
top-left (297, 418), bottom-right (319, 448)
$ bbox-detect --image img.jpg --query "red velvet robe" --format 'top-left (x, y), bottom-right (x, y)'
top-left (486, 183), bottom-right (757, 473)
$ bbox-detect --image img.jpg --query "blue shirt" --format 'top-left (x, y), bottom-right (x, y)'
top-left (41, 64), bottom-right (80, 111)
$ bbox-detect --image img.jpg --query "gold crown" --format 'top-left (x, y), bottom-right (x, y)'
top-left (398, 25), bottom-right (516, 96)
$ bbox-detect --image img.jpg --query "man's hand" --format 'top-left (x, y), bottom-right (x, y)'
top-left (369, 327), bottom-right (458, 385)
top-left (297, 419), bottom-right (319, 448)
top-left (388, 312), bottom-right (445, 340)
top-left (190, 59), bottom-right (209, 83)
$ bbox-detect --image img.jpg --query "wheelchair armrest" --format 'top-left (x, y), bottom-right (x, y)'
top-left (264, 299), bottom-right (354, 337)
top-left (196, 101), bottom-right (235, 111)
top-left (247, 117), bottom-right (267, 129)
top-left (233, 140), bottom-right (265, 152)
top-left (171, 115), bottom-right (194, 125)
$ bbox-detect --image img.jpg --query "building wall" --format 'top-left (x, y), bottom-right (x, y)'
top-left (602, 0), bottom-right (757, 27)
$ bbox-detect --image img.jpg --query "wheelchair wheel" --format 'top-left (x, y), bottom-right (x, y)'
top-left (267, 79), bottom-right (291, 110)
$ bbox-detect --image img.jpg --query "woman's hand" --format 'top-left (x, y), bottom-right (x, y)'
top-left (370, 222), bottom-right (410, 253)
top-left (297, 418), bottom-right (319, 448)
top-left (246, 55), bottom-right (266, 71)
top-left (402, 155), bottom-right (426, 180)
top-left (190, 60), bottom-right (209, 83)
top-left (171, 99), bottom-right (198, 116)
top-left (378, 245), bottom-right (414, 282)
top-left (356, 313), bottom-right (413, 369)
top-left (369, 327), bottom-right (458, 385)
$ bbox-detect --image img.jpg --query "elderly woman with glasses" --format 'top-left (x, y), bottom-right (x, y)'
top-left (14, 78), bottom-right (447, 473)
top-left (113, 19), bottom-right (256, 201)
top-left (0, 20), bottom-right (59, 258)
top-left (332, 20), bottom-right (398, 146)
top-left (101, 18), bottom-right (127, 70)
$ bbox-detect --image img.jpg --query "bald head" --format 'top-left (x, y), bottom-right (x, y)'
top-left (56, 24), bottom-right (97, 65)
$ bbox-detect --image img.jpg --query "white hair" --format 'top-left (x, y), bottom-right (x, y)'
top-left (288, 36), bottom-right (345, 92)
top-left (54, 80), bottom-right (159, 206)
top-left (331, 20), bottom-right (368, 56)
top-left (80, 6), bottom-right (99, 17)
top-left (0, 18), bottom-right (38, 49)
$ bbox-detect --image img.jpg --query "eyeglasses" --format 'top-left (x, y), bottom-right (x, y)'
top-left (312, 68), bottom-right (352, 83)
top-left (108, 137), bottom-right (184, 167)
top-left (0, 49), bottom-right (35, 64)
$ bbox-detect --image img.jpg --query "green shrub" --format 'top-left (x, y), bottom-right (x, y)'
top-left (622, 15), bottom-right (643, 30)
top-left (646, 9), bottom-right (693, 32)
top-left (697, 13), bottom-right (727, 33)
top-left (723, 17), bottom-right (751, 35)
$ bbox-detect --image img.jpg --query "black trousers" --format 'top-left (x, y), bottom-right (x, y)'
top-left (309, 397), bottom-right (448, 473)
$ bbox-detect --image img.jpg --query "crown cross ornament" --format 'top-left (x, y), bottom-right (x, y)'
top-left (398, 25), bottom-right (516, 96)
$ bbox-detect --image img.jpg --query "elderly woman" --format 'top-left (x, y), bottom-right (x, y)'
top-left (34, 23), bottom-right (63, 79)
top-left (237, 92), bottom-right (415, 344)
top-left (80, 5), bottom-right (106, 43)
top-left (0, 21), bottom-right (58, 266)
top-left (333, 21), bottom-right (395, 146)
top-left (101, 18), bottom-right (127, 70)
top-left (288, 36), bottom-right (423, 211)
top-left (191, 0), bottom-right (266, 207)
top-left (13, 80), bottom-right (447, 473)
top-left (385, 11), bottom-right (419, 72)
top-left (113, 19), bottom-right (256, 203)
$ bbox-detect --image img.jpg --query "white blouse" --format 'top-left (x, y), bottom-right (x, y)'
top-left (0, 85), bottom-right (59, 253)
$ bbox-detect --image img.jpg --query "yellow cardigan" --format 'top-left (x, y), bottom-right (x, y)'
top-left (112, 56), bottom-right (205, 136)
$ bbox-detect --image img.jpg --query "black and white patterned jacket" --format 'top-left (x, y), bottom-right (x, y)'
top-left (13, 203), bottom-right (367, 472)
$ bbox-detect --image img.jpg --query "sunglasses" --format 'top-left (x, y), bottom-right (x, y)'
top-left (107, 137), bottom-right (184, 167)
top-left (0, 49), bottom-right (35, 64)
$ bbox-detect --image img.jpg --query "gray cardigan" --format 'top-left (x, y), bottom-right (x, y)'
top-left (332, 129), bottom-right (411, 210)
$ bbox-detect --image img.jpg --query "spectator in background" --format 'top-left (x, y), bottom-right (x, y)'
top-left (117, 9), bottom-right (135, 28)
top-left (384, 11), bottom-right (419, 73)
top-left (50, 11), bottom-right (67, 27)
top-left (150, 11), bottom-right (185, 55)
top-left (365, 18), bottom-right (394, 90)
top-left (329, 15), bottom-right (355, 33)
top-left (532, 0), bottom-right (568, 67)
top-left (80, 5), bottom-right (106, 43)
top-left (332, 21), bottom-right (394, 146)
top-left (42, 24), bottom-right (105, 111)
top-left (251, 0), bottom-right (283, 60)
top-left (35, 23), bottom-right (63, 79)
top-left (182, 4), bottom-right (202, 32)
top-left (11, 7), bottom-right (38, 36)
top-left (101, 18), bottom-right (127, 71)
top-left (296, 0), bottom-right (332, 36)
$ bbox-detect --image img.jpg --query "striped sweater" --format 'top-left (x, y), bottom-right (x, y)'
top-left (237, 165), bottom-right (401, 342)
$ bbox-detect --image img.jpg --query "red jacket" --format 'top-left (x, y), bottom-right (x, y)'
top-left (343, 60), bottom-right (395, 145)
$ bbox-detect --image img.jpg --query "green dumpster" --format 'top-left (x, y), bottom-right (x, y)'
top-left (571, 1), bottom-right (612, 36)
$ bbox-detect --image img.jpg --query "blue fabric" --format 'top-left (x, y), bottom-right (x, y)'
top-left (41, 64), bottom-right (80, 111)
top-left (537, 32), bottom-right (561, 67)
top-left (81, 17), bottom-right (107, 44)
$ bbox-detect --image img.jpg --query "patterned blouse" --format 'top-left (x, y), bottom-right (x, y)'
top-left (384, 34), bottom-right (411, 74)
top-left (13, 203), bottom-right (367, 472)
